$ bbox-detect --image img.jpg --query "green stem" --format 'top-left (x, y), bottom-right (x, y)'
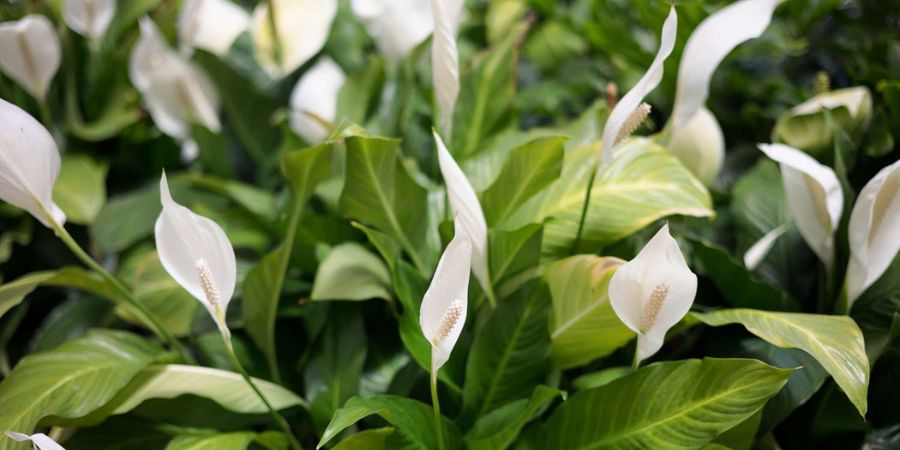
top-left (38, 98), bottom-right (53, 128)
top-left (50, 221), bottom-right (193, 363)
top-left (836, 277), bottom-right (850, 316)
top-left (571, 168), bottom-right (598, 254)
top-left (430, 370), bottom-right (446, 450)
top-left (631, 346), bottom-right (641, 371)
top-left (224, 337), bottom-right (302, 450)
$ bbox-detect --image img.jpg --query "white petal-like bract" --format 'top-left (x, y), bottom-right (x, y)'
top-left (846, 159), bottom-right (900, 305)
top-left (0, 15), bottom-right (61, 101)
top-left (609, 224), bottom-right (697, 363)
top-left (420, 219), bottom-right (472, 372)
top-left (251, 0), bottom-right (337, 78)
top-left (0, 98), bottom-right (66, 228)
top-left (431, 0), bottom-right (460, 135)
top-left (743, 223), bottom-right (789, 270)
top-left (179, 0), bottom-right (250, 56)
top-left (600, 7), bottom-right (677, 166)
top-left (155, 173), bottom-right (236, 338)
top-left (63, 0), bottom-right (116, 41)
top-left (434, 130), bottom-right (491, 302)
top-left (129, 18), bottom-right (174, 92)
top-left (759, 143), bottom-right (843, 269)
top-left (288, 57), bottom-right (346, 143)
top-left (666, 106), bottom-right (725, 185)
top-left (352, 0), bottom-right (440, 63)
top-left (6, 432), bottom-right (65, 450)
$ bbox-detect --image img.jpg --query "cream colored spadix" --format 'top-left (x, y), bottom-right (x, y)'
top-left (845, 159), bottom-right (900, 306)
top-left (759, 143), bottom-right (843, 270)
top-left (155, 173), bottom-right (236, 339)
top-left (609, 224), bottom-right (697, 364)
top-left (288, 57), bottom-right (346, 143)
top-left (353, 0), bottom-right (462, 63)
top-left (433, 130), bottom-right (493, 304)
top-left (0, 98), bottom-right (66, 228)
top-left (179, 0), bottom-right (250, 56)
top-left (600, 7), bottom-right (676, 167)
top-left (5, 432), bottom-right (65, 450)
top-left (251, 0), bottom-right (337, 78)
top-left (0, 15), bottom-right (61, 101)
top-left (420, 218), bottom-right (472, 372)
top-left (430, 0), bottom-right (461, 135)
top-left (63, 0), bottom-right (116, 41)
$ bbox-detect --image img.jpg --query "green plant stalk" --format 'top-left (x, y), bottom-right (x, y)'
top-left (224, 337), bottom-right (302, 450)
top-left (631, 346), bottom-right (641, 371)
top-left (836, 277), bottom-right (851, 315)
top-left (50, 220), bottom-right (194, 363)
top-left (430, 369), bottom-right (446, 450)
top-left (571, 168), bottom-right (598, 254)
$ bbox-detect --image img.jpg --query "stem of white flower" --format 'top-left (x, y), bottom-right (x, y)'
top-left (631, 347), bottom-right (641, 371)
top-left (264, 0), bottom-right (283, 70)
top-left (571, 168), bottom-right (598, 254)
top-left (223, 336), bottom-right (302, 450)
top-left (430, 369), bottom-right (446, 450)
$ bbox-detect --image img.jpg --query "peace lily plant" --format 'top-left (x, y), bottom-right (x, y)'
top-left (0, 15), bottom-right (60, 107)
top-left (62, 0), bottom-right (116, 42)
top-left (251, 0), bottom-right (337, 78)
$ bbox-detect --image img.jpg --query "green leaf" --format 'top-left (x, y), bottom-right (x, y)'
top-left (165, 432), bottom-right (256, 450)
top-left (489, 224), bottom-right (543, 294)
top-left (0, 330), bottom-right (162, 446)
top-left (544, 255), bottom-right (634, 368)
top-left (0, 267), bottom-right (128, 321)
top-left (466, 386), bottom-right (564, 450)
top-left (118, 250), bottom-right (200, 337)
top-left (52, 154), bottom-right (108, 224)
top-left (571, 367), bottom-right (631, 391)
top-left (311, 243), bottom-right (392, 301)
top-left (339, 135), bottom-right (437, 274)
top-left (463, 281), bottom-right (552, 421)
top-left (337, 57), bottom-right (386, 126)
top-left (353, 221), bottom-right (402, 272)
top-left (852, 256), bottom-right (900, 361)
top-left (64, 417), bottom-right (173, 450)
top-left (694, 309), bottom-right (870, 416)
top-left (92, 184), bottom-right (160, 254)
top-left (334, 428), bottom-right (394, 450)
top-left (480, 136), bottom-right (566, 227)
top-left (537, 358), bottom-right (793, 449)
top-left (0, 271), bottom-right (56, 319)
top-left (104, 0), bottom-right (162, 43)
top-left (317, 396), bottom-right (462, 450)
top-left (707, 411), bottom-right (761, 450)
top-left (67, 86), bottom-right (143, 142)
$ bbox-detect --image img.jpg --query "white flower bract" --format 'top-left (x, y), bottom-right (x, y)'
top-left (0, 15), bottom-right (61, 101)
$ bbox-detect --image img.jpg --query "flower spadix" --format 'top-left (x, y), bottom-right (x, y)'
top-left (63, 0), bottom-right (116, 41)
top-left (179, 0), bottom-right (250, 56)
top-left (609, 224), bottom-right (697, 364)
top-left (759, 143), bottom-right (843, 270)
top-left (6, 432), bottom-right (65, 450)
top-left (420, 219), bottom-right (472, 372)
top-left (0, 98), bottom-right (66, 228)
top-left (288, 57), bottom-right (346, 143)
top-left (845, 159), bottom-right (900, 306)
top-left (155, 173), bottom-right (236, 339)
top-left (433, 130), bottom-right (492, 304)
top-left (600, 6), bottom-right (676, 167)
top-left (251, 0), bottom-right (337, 78)
top-left (0, 15), bottom-right (61, 101)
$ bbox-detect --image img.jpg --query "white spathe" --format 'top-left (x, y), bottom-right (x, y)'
top-left (129, 18), bottom-right (173, 92)
top-left (352, 0), bottom-right (454, 63)
top-left (288, 57), bottom-right (346, 143)
top-left (420, 218), bottom-right (472, 372)
top-left (431, 0), bottom-right (460, 135)
top-left (5, 432), bottom-right (65, 450)
top-left (179, 0), bottom-right (250, 56)
top-left (609, 224), bottom-right (697, 363)
top-left (155, 172), bottom-right (236, 338)
top-left (0, 98), bottom-right (66, 228)
top-left (667, 107), bottom-right (725, 186)
top-left (743, 223), bottom-right (789, 270)
top-left (0, 15), bottom-right (61, 101)
top-left (759, 143), bottom-right (843, 269)
top-left (63, 0), bottom-right (116, 41)
top-left (600, 6), bottom-right (677, 166)
top-left (251, 0), bottom-right (337, 78)
top-left (846, 159), bottom-right (900, 306)
top-left (433, 130), bottom-right (491, 302)
top-left (791, 86), bottom-right (872, 117)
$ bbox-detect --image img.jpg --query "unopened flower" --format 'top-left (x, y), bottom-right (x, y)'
top-left (845, 159), bottom-right (900, 306)
top-left (431, 0), bottom-right (461, 134)
top-left (0, 15), bottom-right (61, 101)
top-left (155, 172), bottom-right (236, 339)
top-left (758, 143), bottom-right (843, 270)
top-left (251, 0), bottom-right (337, 78)
top-left (288, 57), bottom-right (346, 143)
top-left (6, 432), bottom-right (65, 450)
top-left (0, 98), bottom-right (66, 228)
top-left (667, 107), bottom-right (726, 186)
top-left (609, 224), bottom-right (697, 364)
top-left (179, 0), bottom-right (250, 56)
top-left (773, 87), bottom-right (873, 159)
top-left (420, 219), bottom-right (472, 371)
top-left (63, 0), bottom-right (116, 41)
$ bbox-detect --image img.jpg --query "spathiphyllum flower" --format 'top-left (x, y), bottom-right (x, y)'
top-left (288, 57), bottom-right (346, 143)
top-left (666, 0), bottom-right (781, 185)
top-left (0, 98), bottom-right (66, 228)
top-left (600, 7), bottom-right (676, 167)
top-left (773, 87), bottom-right (873, 159)
top-left (609, 224), bottom-right (697, 364)
top-left (430, 0), bottom-right (462, 134)
top-left (129, 18), bottom-right (222, 161)
top-left (155, 173), bottom-right (236, 339)
top-left (352, 0), bottom-right (462, 64)
top-left (250, 0), bottom-right (337, 78)
top-left (63, 0), bottom-right (116, 41)
top-left (6, 432), bottom-right (65, 450)
top-left (759, 143), bottom-right (843, 270)
top-left (178, 0), bottom-right (250, 56)
top-left (420, 219), bottom-right (472, 372)
top-left (845, 159), bottom-right (900, 306)
top-left (433, 131), bottom-right (493, 304)
top-left (0, 15), bottom-right (61, 101)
